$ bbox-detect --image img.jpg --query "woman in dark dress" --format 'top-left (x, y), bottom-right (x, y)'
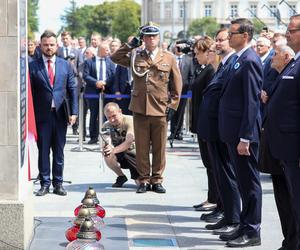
top-left (191, 36), bottom-right (218, 211)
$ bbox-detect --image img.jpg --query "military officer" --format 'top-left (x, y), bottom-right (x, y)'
top-left (111, 22), bottom-right (182, 193)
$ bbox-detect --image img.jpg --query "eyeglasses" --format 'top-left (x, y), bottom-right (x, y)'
top-left (286, 28), bottom-right (300, 34)
top-left (228, 31), bottom-right (243, 37)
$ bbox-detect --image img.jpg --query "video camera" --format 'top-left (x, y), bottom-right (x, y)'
top-left (176, 39), bottom-right (195, 54)
top-left (66, 52), bottom-right (76, 61)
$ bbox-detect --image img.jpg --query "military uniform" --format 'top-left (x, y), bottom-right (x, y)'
top-left (111, 41), bottom-right (182, 185)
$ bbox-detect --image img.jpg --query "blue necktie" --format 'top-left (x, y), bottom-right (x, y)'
top-left (99, 58), bottom-right (104, 80)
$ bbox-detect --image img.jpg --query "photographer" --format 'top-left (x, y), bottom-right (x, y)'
top-left (102, 102), bottom-right (139, 188)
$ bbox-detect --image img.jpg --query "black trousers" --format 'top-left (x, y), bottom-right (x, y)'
top-left (207, 141), bottom-right (240, 224)
top-left (198, 135), bottom-right (219, 204)
top-left (272, 174), bottom-right (300, 250)
top-left (227, 142), bottom-right (262, 237)
top-left (170, 84), bottom-right (189, 135)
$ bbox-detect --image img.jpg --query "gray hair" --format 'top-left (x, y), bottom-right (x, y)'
top-left (277, 44), bottom-right (295, 57)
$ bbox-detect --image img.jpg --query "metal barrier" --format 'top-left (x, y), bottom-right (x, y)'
top-left (71, 91), bottom-right (193, 152)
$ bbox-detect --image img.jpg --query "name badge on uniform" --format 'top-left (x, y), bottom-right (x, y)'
top-left (234, 62), bottom-right (240, 70)
top-left (282, 75), bottom-right (294, 79)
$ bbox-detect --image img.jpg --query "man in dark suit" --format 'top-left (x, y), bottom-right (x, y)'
top-left (218, 18), bottom-right (263, 247)
top-left (83, 43), bottom-right (115, 144)
top-left (57, 31), bottom-right (83, 135)
top-left (198, 28), bottom-right (241, 236)
top-left (169, 45), bottom-right (194, 140)
top-left (29, 30), bottom-right (78, 196)
top-left (114, 65), bottom-right (132, 115)
top-left (266, 14), bottom-right (300, 250)
top-left (260, 43), bottom-right (298, 250)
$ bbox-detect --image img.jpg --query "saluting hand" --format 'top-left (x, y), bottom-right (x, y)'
top-left (237, 141), bottom-right (250, 156)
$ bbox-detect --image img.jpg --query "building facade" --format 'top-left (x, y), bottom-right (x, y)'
top-left (141, 0), bottom-right (299, 40)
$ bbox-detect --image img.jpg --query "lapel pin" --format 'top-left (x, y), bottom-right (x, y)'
top-left (234, 62), bottom-right (240, 70)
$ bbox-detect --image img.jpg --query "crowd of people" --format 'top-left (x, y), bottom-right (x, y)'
top-left (28, 15), bottom-right (300, 249)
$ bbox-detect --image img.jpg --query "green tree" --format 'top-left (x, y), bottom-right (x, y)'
top-left (27, 0), bottom-right (39, 39)
top-left (86, 2), bottom-right (117, 38)
top-left (188, 17), bottom-right (220, 38)
top-left (252, 18), bottom-right (266, 35)
top-left (112, 0), bottom-right (141, 42)
top-left (61, 2), bottom-right (95, 38)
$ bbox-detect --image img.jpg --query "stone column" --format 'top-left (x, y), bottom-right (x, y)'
top-left (0, 0), bottom-right (34, 249)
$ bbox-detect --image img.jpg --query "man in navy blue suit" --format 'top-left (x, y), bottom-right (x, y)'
top-left (29, 30), bottom-right (78, 196)
top-left (218, 18), bottom-right (263, 247)
top-left (266, 14), bottom-right (300, 250)
top-left (83, 43), bottom-right (115, 144)
top-left (198, 28), bottom-right (241, 236)
top-left (114, 65), bottom-right (132, 115)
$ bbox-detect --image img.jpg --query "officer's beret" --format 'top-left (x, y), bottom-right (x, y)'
top-left (140, 21), bottom-right (160, 36)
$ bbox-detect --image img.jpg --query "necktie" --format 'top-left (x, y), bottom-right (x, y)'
top-left (99, 58), bottom-right (104, 80)
top-left (47, 59), bottom-right (54, 87)
top-left (65, 47), bottom-right (69, 58)
top-left (216, 62), bottom-right (223, 74)
top-left (178, 57), bottom-right (182, 69)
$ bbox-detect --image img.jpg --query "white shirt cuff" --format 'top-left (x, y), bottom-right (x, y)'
top-left (240, 138), bottom-right (250, 143)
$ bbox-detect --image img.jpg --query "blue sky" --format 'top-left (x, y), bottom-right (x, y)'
top-left (37, 0), bottom-right (103, 36)
top-left (37, 0), bottom-right (142, 37)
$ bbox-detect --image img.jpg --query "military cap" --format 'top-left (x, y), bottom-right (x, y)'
top-left (140, 21), bottom-right (160, 36)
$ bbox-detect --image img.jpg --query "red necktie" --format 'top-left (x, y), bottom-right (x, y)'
top-left (47, 59), bottom-right (54, 87)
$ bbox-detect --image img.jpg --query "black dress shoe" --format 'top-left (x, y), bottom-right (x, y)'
top-left (219, 227), bottom-right (241, 241)
top-left (195, 203), bottom-right (217, 211)
top-left (36, 186), bottom-right (49, 196)
top-left (212, 224), bottom-right (239, 235)
top-left (205, 212), bottom-right (224, 223)
top-left (205, 218), bottom-right (226, 230)
top-left (88, 138), bottom-right (98, 144)
top-left (53, 184), bottom-right (67, 196)
top-left (112, 175), bottom-right (128, 187)
top-left (193, 202), bottom-right (206, 209)
top-left (152, 183), bottom-right (166, 193)
top-left (200, 208), bottom-right (221, 220)
top-left (136, 183), bottom-right (151, 193)
top-left (226, 235), bottom-right (261, 247)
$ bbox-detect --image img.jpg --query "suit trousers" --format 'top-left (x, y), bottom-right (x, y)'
top-left (272, 174), bottom-right (300, 250)
top-left (36, 111), bottom-right (67, 187)
top-left (280, 160), bottom-right (300, 250)
top-left (170, 84), bottom-right (189, 135)
top-left (88, 98), bottom-right (99, 140)
top-left (227, 142), bottom-right (262, 237)
top-left (198, 135), bottom-right (219, 204)
top-left (133, 113), bottom-right (167, 184)
top-left (207, 141), bottom-right (240, 224)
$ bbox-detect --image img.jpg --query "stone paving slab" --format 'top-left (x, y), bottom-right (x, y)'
top-left (29, 132), bottom-right (283, 249)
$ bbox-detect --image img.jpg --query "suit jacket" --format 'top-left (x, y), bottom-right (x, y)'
top-left (83, 56), bottom-right (115, 95)
top-left (190, 64), bottom-right (215, 133)
top-left (114, 65), bottom-right (131, 94)
top-left (178, 54), bottom-right (194, 93)
top-left (197, 54), bottom-right (235, 141)
top-left (265, 56), bottom-right (300, 160)
top-left (111, 45), bottom-right (182, 116)
top-left (57, 46), bottom-right (83, 67)
top-left (219, 47), bottom-right (263, 144)
top-left (29, 56), bottom-right (78, 123)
